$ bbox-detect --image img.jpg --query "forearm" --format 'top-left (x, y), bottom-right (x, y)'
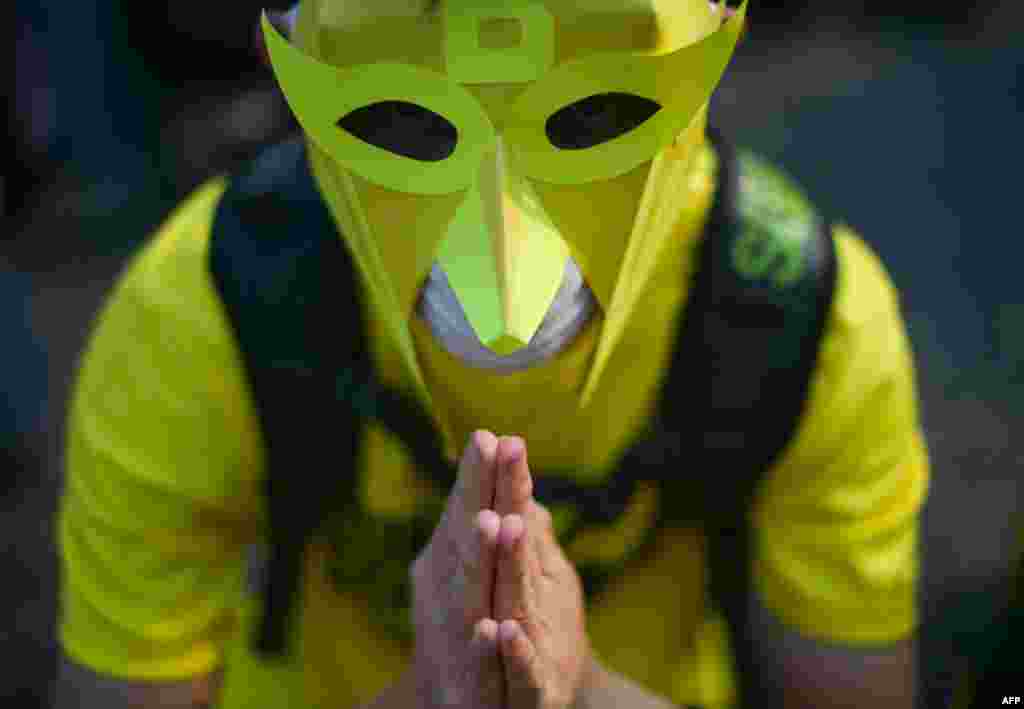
top-left (574, 658), bottom-right (678, 709)
top-left (750, 600), bottom-right (916, 709)
top-left (779, 636), bottom-right (916, 709)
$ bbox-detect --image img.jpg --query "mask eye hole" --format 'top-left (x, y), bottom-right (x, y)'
top-left (337, 100), bottom-right (457, 162)
top-left (545, 92), bottom-right (661, 150)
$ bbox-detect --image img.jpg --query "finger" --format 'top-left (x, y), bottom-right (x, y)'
top-left (499, 619), bottom-right (541, 697)
top-left (494, 436), bottom-right (532, 518)
top-left (466, 508), bottom-right (501, 622)
top-left (457, 430), bottom-right (500, 526)
top-left (453, 432), bottom-right (499, 618)
top-left (451, 430), bottom-right (498, 567)
top-left (446, 508), bottom-right (501, 627)
top-left (494, 513), bottom-right (539, 628)
top-left (526, 499), bottom-right (560, 579)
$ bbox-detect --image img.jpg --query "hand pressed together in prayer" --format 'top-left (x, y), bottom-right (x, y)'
top-left (409, 431), bottom-right (593, 709)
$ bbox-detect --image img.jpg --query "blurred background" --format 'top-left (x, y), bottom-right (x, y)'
top-left (5, 1), bottom-right (1022, 706)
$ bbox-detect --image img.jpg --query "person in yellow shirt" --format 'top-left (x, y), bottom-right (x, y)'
top-left (54, 1), bottom-right (928, 708)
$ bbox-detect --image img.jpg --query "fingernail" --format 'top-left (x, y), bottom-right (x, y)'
top-left (477, 509), bottom-right (501, 541)
top-left (479, 617), bottom-right (499, 642)
top-left (499, 619), bottom-right (518, 643)
top-left (471, 430), bottom-right (498, 465)
top-left (499, 514), bottom-right (524, 548)
top-left (503, 436), bottom-right (524, 465)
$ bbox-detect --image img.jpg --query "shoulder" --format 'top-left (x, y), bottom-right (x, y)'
top-left (828, 225), bottom-right (906, 336)
top-left (730, 152), bottom-right (926, 495)
top-left (99, 136), bottom-right (314, 347)
top-left (91, 176), bottom-right (232, 363)
top-left (699, 144), bottom-right (834, 343)
top-left (729, 150), bottom-right (905, 343)
top-left (764, 221), bottom-right (927, 494)
top-left (68, 173), bottom-right (266, 508)
top-left (750, 228), bottom-right (927, 648)
top-left (812, 225), bottom-right (914, 409)
top-left (813, 226), bottom-right (923, 449)
top-left (726, 148), bottom-right (915, 410)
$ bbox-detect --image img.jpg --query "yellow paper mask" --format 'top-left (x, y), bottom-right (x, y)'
top-left (262, 0), bottom-right (745, 403)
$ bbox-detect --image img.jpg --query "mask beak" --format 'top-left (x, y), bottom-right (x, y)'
top-left (435, 137), bottom-right (570, 355)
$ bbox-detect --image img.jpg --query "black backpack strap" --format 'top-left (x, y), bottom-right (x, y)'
top-left (209, 137), bottom-right (370, 658)
top-left (209, 138), bottom-right (458, 660)
top-left (661, 128), bottom-right (838, 707)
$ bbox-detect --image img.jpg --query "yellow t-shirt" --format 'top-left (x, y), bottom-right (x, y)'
top-left (57, 157), bottom-right (928, 708)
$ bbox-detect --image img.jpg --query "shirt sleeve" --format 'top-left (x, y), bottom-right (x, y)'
top-left (753, 225), bottom-right (930, 647)
top-left (57, 179), bottom-right (268, 680)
